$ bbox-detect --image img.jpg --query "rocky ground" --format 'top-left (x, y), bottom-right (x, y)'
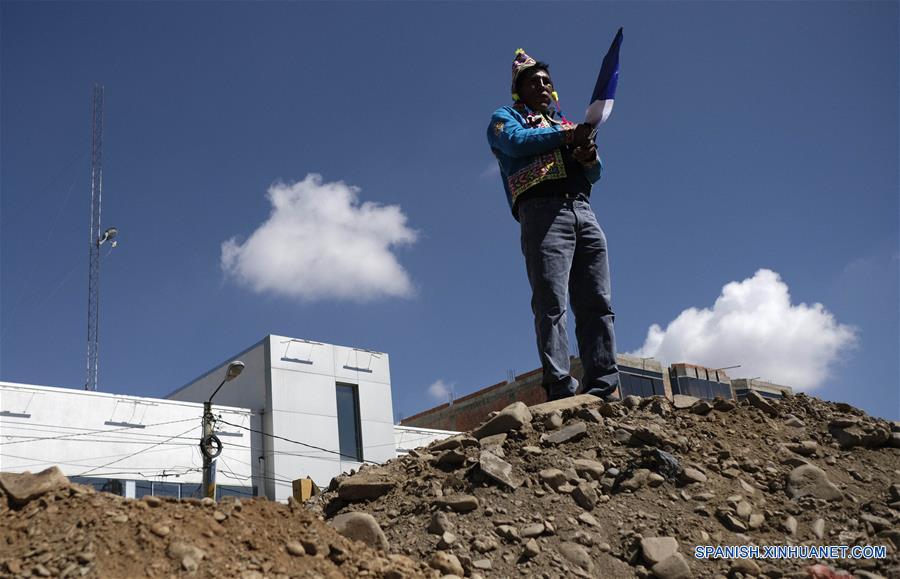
top-left (0, 468), bottom-right (431, 578)
top-left (310, 392), bottom-right (900, 579)
top-left (2, 391), bottom-right (898, 578)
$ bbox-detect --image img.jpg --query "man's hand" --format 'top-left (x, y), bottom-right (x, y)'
top-left (572, 144), bottom-right (598, 164)
top-left (573, 123), bottom-right (595, 147)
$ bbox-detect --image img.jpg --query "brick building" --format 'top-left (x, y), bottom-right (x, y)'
top-left (400, 354), bottom-right (672, 432)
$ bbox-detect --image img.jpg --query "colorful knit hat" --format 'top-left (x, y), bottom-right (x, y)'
top-left (510, 48), bottom-right (537, 101)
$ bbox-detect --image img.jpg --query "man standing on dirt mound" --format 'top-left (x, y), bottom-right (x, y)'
top-left (487, 49), bottom-right (619, 403)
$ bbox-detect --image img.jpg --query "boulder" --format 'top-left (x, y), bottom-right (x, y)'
top-left (786, 464), bottom-right (842, 501)
top-left (0, 467), bottom-right (70, 506)
top-left (479, 451), bottom-right (523, 489)
top-left (544, 422), bottom-right (588, 445)
top-left (472, 402), bottom-right (532, 439)
top-left (330, 512), bottom-right (389, 550)
top-left (641, 536), bottom-right (679, 565)
top-left (337, 476), bottom-right (395, 502)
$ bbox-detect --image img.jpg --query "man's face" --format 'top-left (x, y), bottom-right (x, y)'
top-left (518, 68), bottom-right (553, 113)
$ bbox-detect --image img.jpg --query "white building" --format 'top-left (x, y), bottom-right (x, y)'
top-left (167, 335), bottom-right (397, 501)
top-left (1, 334), bottom-right (454, 502)
top-left (0, 381), bottom-right (253, 499)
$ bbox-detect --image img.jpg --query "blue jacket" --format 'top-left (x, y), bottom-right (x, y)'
top-left (487, 104), bottom-right (602, 219)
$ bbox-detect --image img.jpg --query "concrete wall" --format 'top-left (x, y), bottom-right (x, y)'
top-left (168, 335), bottom-right (396, 501)
top-left (394, 425), bottom-right (458, 456)
top-left (0, 381), bottom-right (252, 493)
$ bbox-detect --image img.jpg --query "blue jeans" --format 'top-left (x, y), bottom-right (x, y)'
top-left (519, 195), bottom-right (619, 400)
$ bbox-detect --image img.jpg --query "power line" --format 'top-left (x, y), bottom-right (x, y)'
top-left (0, 417), bottom-right (198, 446)
top-left (216, 418), bottom-right (380, 465)
top-left (77, 424), bottom-right (199, 477)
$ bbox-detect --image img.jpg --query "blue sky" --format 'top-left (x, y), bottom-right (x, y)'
top-left (2, 1), bottom-right (897, 421)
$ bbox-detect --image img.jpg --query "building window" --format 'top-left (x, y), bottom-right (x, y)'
top-left (336, 383), bottom-right (363, 462)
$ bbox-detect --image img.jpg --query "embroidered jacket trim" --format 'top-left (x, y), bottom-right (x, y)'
top-left (507, 149), bottom-right (567, 203)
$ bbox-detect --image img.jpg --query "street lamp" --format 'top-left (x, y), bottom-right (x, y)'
top-left (200, 360), bottom-right (244, 499)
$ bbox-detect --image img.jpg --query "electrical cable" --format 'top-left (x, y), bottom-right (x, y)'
top-left (0, 416), bottom-right (199, 446)
top-left (77, 424), bottom-right (199, 477)
top-left (216, 418), bottom-right (380, 465)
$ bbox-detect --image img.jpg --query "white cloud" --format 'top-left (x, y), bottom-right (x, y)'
top-left (221, 174), bottom-right (417, 302)
top-left (480, 162), bottom-right (501, 179)
top-left (427, 379), bottom-right (453, 402)
top-left (628, 269), bottom-right (857, 390)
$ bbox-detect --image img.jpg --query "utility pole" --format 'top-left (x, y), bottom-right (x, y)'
top-left (200, 361), bottom-right (244, 499)
top-left (84, 83), bottom-right (117, 391)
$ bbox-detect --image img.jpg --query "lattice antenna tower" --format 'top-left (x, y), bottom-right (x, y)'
top-left (84, 83), bottom-right (117, 391)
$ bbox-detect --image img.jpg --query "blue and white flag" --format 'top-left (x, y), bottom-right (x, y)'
top-left (585, 27), bottom-right (623, 127)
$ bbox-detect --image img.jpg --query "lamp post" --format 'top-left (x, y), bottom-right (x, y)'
top-left (201, 360), bottom-right (244, 499)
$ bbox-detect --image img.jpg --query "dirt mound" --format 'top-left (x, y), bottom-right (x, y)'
top-left (0, 469), bottom-right (430, 578)
top-left (310, 393), bottom-right (900, 579)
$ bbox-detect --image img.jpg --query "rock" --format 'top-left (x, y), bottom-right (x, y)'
top-left (472, 559), bottom-right (493, 570)
top-left (143, 495), bottom-right (163, 508)
top-left (479, 451), bottom-right (523, 489)
top-left (544, 422), bottom-right (588, 445)
top-left (428, 512), bottom-right (453, 534)
top-left (812, 518), bottom-right (826, 540)
top-left (212, 510), bottom-right (227, 522)
top-left (520, 523), bottom-right (545, 538)
top-left (748, 513), bottom-right (765, 530)
top-left (648, 473), bottom-right (665, 487)
top-left (558, 542), bottom-right (594, 572)
top-left (784, 515), bottom-right (798, 535)
top-left (860, 513), bottom-right (892, 532)
top-left (529, 394), bottom-right (601, 418)
top-left (0, 467), bottom-right (69, 506)
top-left (717, 511), bottom-right (748, 532)
top-left (713, 398), bottom-right (736, 412)
top-left (431, 435), bottom-right (477, 452)
top-left (479, 433), bottom-right (507, 449)
top-left (673, 395), bottom-right (700, 409)
top-left (690, 401), bottom-right (714, 415)
top-left (641, 536), bottom-right (679, 565)
top-left (632, 425), bottom-right (664, 447)
top-left (434, 494), bottom-right (479, 513)
top-left (167, 541), bottom-right (206, 571)
top-left (330, 512), bottom-right (389, 550)
top-left (544, 411), bottom-right (564, 430)
top-left (651, 552), bottom-right (693, 579)
top-left (337, 476), bottom-right (395, 502)
top-left (735, 500), bottom-right (752, 521)
top-left (572, 459), bottom-right (605, 481)
top-left (828, 419), bottom-right (890, 449)
top-left (429, 552), bottom-right (464, 576)
top-left (729, 558), bottom-right (760, 576)
top-left (576, 407), bottom-right (605, 424)
top-left (572, 483), bottom-right (598, 510)
top-left (473, 402), bottom-right (532, 439)
top-left (285, 542), bottom-right (306, 556)
top-left (539, 469), bottom-right (568, 490)
top-left (784, 414), bottom-right (806, 427)
top-left (578, 512), bottom-right (601, 527)
top-left (438, 531), bottom-right (457, 549)
top-left (647, 398), bottom-right (672, 417)
top-left (681, 468), bottom-right (707, 485)
top-left (746, 391), bottom-right (779, 417)
top-left (522, 445), bottom-right (543, 455)
top-left (619, 469), bottom-right (651, 492)
top-left (786, 464), bottom-right (842, 501)
top-left (150, 523), bottom-right (170, 537)
top-left (623, 395), bottom-right (642, 408)
top-left (523, 538), bottom-right (541, 558)
top-left (436, 450), bottom-right (467, 468)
